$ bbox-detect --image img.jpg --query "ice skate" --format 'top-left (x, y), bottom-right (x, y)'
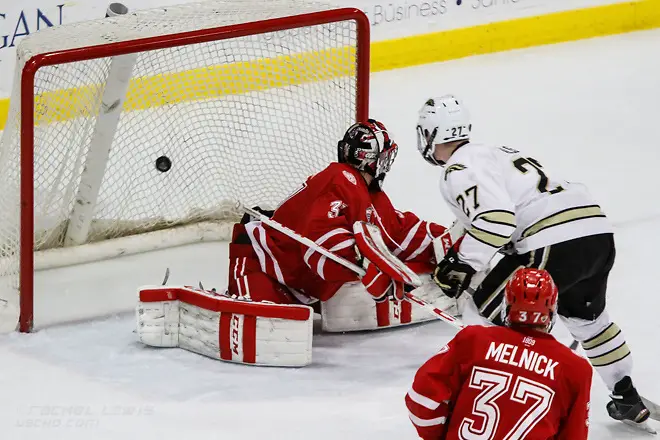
top-left (606, 376), bottom-right (656, 434)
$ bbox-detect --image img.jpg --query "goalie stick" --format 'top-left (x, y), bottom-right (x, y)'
top-left (240, 204), bottom-right (465, 330)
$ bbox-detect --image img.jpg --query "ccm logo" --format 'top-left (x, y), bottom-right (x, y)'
top-left (231, 315), bottom-right (241, 355)
top-left (392, 299), bottom-right (400, 320)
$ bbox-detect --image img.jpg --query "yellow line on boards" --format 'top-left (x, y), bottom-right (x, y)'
top-left (0, 0), bottom-right (658, 131)
top-left (32, 46), bottom-right (355, 126)
top-left (370, 0), bottom-right (660, 71)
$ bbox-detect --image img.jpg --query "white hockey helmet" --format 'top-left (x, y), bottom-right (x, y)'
top-left (416, 95), bottom-right (471, 166)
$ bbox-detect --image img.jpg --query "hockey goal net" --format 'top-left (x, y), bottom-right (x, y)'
top-left (0, 0), bottom-right (369, 332)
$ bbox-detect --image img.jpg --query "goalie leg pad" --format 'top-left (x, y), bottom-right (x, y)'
top-left (136, 294), bottom-right (180, 347)
top-left (320, 279), bottom-right (458, 332)
top-left (137, 286), bottom-right (313, 367)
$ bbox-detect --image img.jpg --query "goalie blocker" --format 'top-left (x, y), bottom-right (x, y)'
top-left (137, 286), bottom-right (313, 367)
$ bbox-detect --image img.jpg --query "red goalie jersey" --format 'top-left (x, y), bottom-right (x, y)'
top-left (406, 325), bottom-right (593, 440)
top-left (229, 161), bottom-right (446, 304)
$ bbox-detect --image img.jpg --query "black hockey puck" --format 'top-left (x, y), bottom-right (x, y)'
top-left (155, 155), bottom-right (172, 173)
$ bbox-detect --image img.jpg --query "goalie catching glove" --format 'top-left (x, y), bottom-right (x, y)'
top-left (361, 260), bottom-right (404, 302)
top-left (353, 221), bottom-right (422, 302)
top-left (432, 247), bottom-right (476, 298)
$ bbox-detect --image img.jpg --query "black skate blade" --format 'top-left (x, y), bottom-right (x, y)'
top-left (642, 396), bottom-right (660, 422)
top-left (622, 419), bottom-right (657, 435)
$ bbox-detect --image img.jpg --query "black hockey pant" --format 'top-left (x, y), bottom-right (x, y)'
top-left (471, 233), bottom-right (615, 325)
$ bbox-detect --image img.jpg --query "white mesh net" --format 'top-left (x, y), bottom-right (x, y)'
top-left (0, 0), bottom-right (364, 330)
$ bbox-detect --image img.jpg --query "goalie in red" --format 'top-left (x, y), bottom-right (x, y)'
top-left (406, 268), bottom-right (593, 440)
top-left (227, 119), bottom-right (456, 332)
top-left (136, 119), bottom-right (458, 367)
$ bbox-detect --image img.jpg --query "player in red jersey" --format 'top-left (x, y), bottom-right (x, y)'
top-left (227, 119), bottom-right (449, 309)
top-left (406, 268), bottom-right (593, 440)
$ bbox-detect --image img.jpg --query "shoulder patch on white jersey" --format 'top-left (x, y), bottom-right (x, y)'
top-left (444, 163), bottom-right (467, 181)
top-left (342, 170), bottom-right (357, 185)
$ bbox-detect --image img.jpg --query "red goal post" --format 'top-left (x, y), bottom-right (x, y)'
top-left (0, 3), bottom-right (370, 332)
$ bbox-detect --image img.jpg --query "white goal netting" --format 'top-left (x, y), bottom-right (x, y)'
top-left (0, 0), bottom-right (365, 331)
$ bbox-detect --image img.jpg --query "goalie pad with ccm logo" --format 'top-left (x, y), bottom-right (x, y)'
top-left (136, 286), bottom-right (313, 367)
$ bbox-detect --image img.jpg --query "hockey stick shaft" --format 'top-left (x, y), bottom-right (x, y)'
top-left (403, 292), bottom-right (464, 330)
top-left (240, 204), bottom-right (464, 329)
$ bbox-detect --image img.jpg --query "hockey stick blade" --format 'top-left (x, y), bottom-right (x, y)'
top-left (622, 419), bottom-right (657, 435)
top-left (642, 396), bottom-right (660, 422)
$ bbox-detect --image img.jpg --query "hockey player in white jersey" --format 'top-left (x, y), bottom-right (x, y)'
top-left (415, 95), bottom-right (653, 427)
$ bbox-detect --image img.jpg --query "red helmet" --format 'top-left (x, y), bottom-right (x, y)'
top-left (504, 268), bottom-right (558, 330)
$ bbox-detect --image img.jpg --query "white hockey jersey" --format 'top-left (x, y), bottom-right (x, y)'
top-left (440, 143), bottom-right (612, 272)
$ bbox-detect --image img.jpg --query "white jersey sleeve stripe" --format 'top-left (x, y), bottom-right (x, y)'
top-left (407, 388), bottom-right (442, 410)
top-left (408, 411), bottom-right (447, 427)
top-left (373, 207), bottom-right (405, 253)
top-left (405, 232), bottom-right (433, 261)
top-left (317, 255), bottom-right (327, 280)
top-left (315, 227), bottom-right (353, 245)
top-left (328, 239), bottom-right (355, 253)
top-left (394, 220), bottom-right (422, 256)
top-left (303, 228), bottom-right (352, 265)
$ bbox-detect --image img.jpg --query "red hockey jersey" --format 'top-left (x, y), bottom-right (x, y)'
top-left (406, 325), bottom-right (592, 440)
top-left (239, 162), bottom-right (446, 301)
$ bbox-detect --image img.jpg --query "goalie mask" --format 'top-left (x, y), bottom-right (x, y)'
top-left (416, 95), bottom-right (471, 166)
top-left (338, 119), bottom-right (398, 189)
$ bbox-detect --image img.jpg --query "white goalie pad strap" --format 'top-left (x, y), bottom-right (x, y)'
top-left (320, 280), bottom-right (458, 332)
top-left (137, 286), bottom-right (313, 367)
top-left (136, 294), bottom-right (180, 347)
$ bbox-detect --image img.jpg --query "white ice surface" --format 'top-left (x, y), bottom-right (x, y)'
top-left (2, 29), bottom-right (660, 439)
